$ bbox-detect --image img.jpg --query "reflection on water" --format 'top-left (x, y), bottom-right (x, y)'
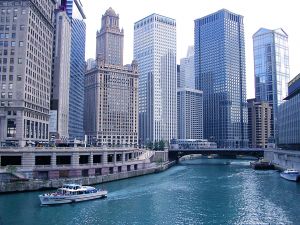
top-left (0, 158), bottom-right (299, 225)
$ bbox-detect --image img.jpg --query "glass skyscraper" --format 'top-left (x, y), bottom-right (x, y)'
top-left (253, 28), bottom-right (290, 141)
top-left (63, 0), bottom-right (86, 140)
top-left (134, 14), bottom-right (177, 145)
top-left (194, 9), bottom-right (248, 148)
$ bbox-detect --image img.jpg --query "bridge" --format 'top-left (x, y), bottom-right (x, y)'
top-left (168, 148), bottom-right (264, 162)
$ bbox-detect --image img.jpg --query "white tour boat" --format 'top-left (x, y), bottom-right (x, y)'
top-left (280, 169), bottom-right (300, 182)
top-left (39, 184), bottom-right (107, 205)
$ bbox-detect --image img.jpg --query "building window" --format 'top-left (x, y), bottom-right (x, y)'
top-left (8, 101), bottom-right (12, 106)
top-left (19, 41), bottom-right (23, 47)
top-left (18, 58), bottom-right (22, 64)
top-left (8, 83), bottom-right (12, 90)
top-left (17, 75), bottom-right (21, 81)
top-left (1, 92), bottom-right (5, 98)
top-left (20, 25), bottom-right (25, 31)
top-left (1, 84), bottom-right (6, 89)
top-left (7, 119), bottom-right (16, 138)
top-left (2, 75), bottom-right (6, 81)
top-left (8, 92), bottom-right (12, 98)
top-left (11, 41), bottom-right (15, 46)
top-left (9, 75), bottom-right (13, 81)
top-left (0, 101), bottom-right (5, 106)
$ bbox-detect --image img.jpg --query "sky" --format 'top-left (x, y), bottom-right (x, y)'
top-left (81, 0), bottom-right (300, 99)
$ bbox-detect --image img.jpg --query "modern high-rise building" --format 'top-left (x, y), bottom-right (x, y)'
top-left (177, 46), bottom-right (203, 140)
top-left (0, 0), bottom-right (55, 147)
top-left (253, 28), bottom-right (290, 141)
top-left (96, 7), bottom-right (124, 66)
top-left (247, 99), bottom-right (272, 148)
top-left (50, 6), bottom-right (71, 141)
top-left (278, 73), bottom-right (300, 150)
top-left (177, 89), bottom-right (203, 140)
top-left (86, 58), bottom-right (96, 71)
top-left (62, 0), bottom-right (86, 140)
top-left (179, 46), bottom-right (195, 89)
top-left (194, 9), bottom-right (248, 148)
top-left (84, 8), bottom-right (138, 147)
top-left (134, 14), bottom-right (177, 145)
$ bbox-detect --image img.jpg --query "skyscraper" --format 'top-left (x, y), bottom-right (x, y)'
top-left (84, 8), bottom-right (138, 147)
top-left (63, 0), bottom-right (86, 140)
top-left (50, 6), bottom-right (71, 141)
top-left (177, 46), bottom-right (203, 140)
top-left (278, 73), bottom-right (300, 150)
top-left (0, 0), bottom-right (55, 147)
top-left (179, 46), bottom-right (195, 89)
top-left (253, 28), bottom-right (290, 141)
top-left (177, 89), bottom-right (203, 140)
top-left (134, 14), bottom-right (177, 145)
top-left (247, 99), bottom-right (272, 148)
top-left (96, 7), bottom-right (124, 66)
top-left (194, 9), bottom-right (248, 148)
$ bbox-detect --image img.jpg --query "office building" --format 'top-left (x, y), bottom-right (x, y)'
top-left (179, 46), bottom-right (195, 89)
top-left (84, 8), bottom-right (138, 147)
top-left (253, 28), bottom-right (290, 141)
top-left (50, 6), bottom-right (71, 141)
top-left (194, 9), bottom-right (248, 148)
top-left (247, 99), bottom-right (272, 148)
top-left (63, 0), bottom-right (86, 140)
top-left (177, 88), bottom-right (203, 139)
top-left (134, 13), bottom-right (177, 145)
top-left (278, 74), bottom-right (300, 150)
top-left (96, 7), bottom-right (123, 66)
top-left (86, 58), bottom-right (96, 71)
top-left (177, 46), bottom-right (202, 140)
top-left (0, 0), bottom-right (55, 146)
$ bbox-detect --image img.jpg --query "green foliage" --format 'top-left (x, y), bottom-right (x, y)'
top-left (158, 140), bottom-right (165, 150)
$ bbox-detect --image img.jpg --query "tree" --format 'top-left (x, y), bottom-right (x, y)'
top-left (158, 140), bottom-right (165, 150)
top-left (146, 141), bottom-right (153, 150)
top-left (153, 141), bottom-right (159, 151)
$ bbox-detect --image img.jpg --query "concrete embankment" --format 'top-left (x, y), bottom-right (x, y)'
top-left (0, 161), bottom-right (176, 193)
top-left (264, 149), bottom-right (300, 171)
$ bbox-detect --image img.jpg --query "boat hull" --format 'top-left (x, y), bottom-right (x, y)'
top-left (39, 191), bottom-right (107, 205)
top-left (280, 173), bottom-right (299, 182)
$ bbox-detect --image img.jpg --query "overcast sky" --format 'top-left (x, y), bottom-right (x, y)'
top-left (81, 0), bottom-right (300, 99)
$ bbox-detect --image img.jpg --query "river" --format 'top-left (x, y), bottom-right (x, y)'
top-left (1, 158), bottom-right (300, 225)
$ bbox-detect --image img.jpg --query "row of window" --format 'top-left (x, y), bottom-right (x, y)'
top-left (0, 40), bottom-right (23, 47)
top-left (0, 57), bottom-right (22, 64)
top-left (1, 74), bottom-right (21, 81)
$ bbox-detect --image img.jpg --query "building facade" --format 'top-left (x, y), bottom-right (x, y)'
top-left (84, 8), bottom-right (138, 147)
top-left (194, 9), bottom-right (248, 148)
top-left (253, 28), bottom-right (290, 142)
top-left (63, 0), bottom-right (86, 140)
top-left (278, 73), bottom-right (300, 150)
top-left (179, 46), bottom-right (195, 89)
top-left (86, 58), bottom-right (95, 71)
top-left (177, 46), bottom-right (203, 140)
top-left (134, 14), bottom-right (177, 145)
top-left (247, 99), bottom-right (272, 148)
top-left (177, 88), bottom-right (203, 140)
top-left (96, 7), bottom-right (123, 66)
top-left (0, 0), bottom-right (55, 147)
top-left (50, 7), bottom-right (71, 141)
top-left (84, 59), bottom-right (139, 146)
